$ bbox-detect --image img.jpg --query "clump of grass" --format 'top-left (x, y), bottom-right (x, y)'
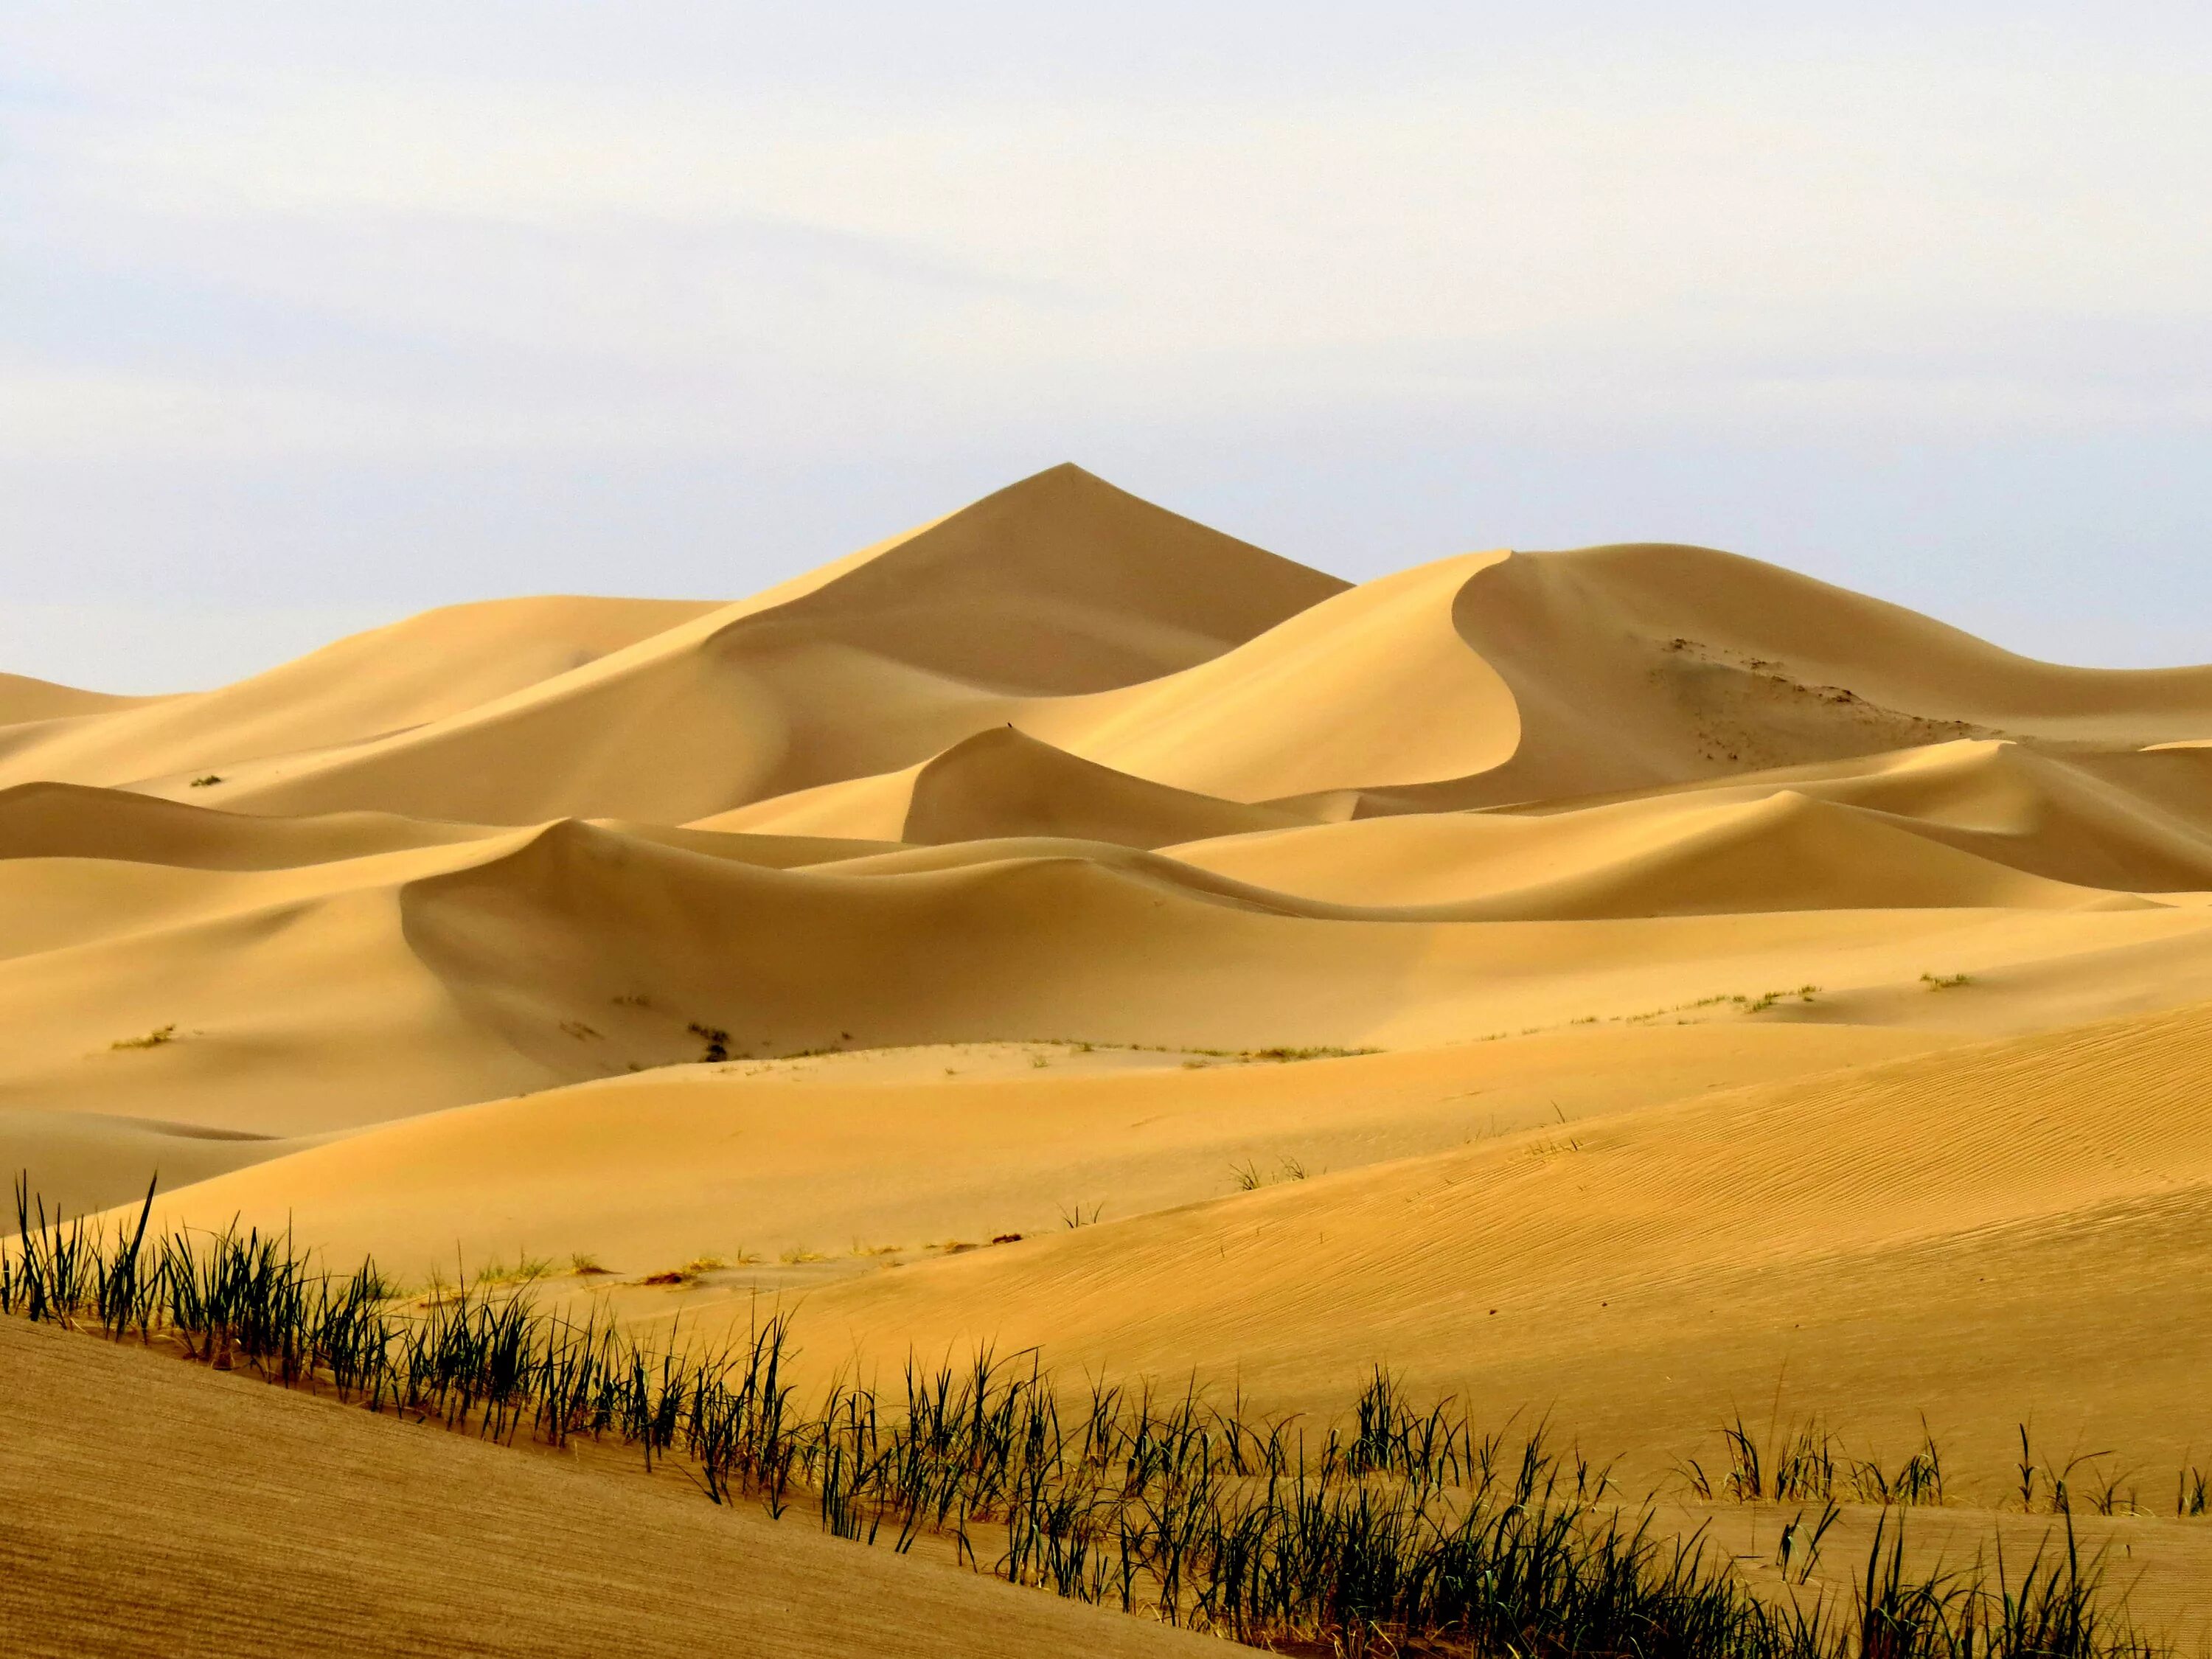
top-left (110, 1024), bottom-right (178, 1051)
top-left (1921, 971), bottom-right (1974, 991)
top-left (2177, 1459), bottom-right (2210, 1516)
top-left (473, 1257), bottom-right (553, 1287)
top-left (568, 1253), bottom-right (611, 1277)
top-left (776, 1245), bottom-right (829, 1265)
top-left (189, 774), bottom-right (222, 787)
top-left (686, 1023), bottom-right (731, 1062)
top-left (1743, 985), bottom-right (1821, 1014)
top-left (1232, 1155), bottom-right (1310, 1192)
top-left (1684, 1413), bottom-right (1950, 1511)
top-left (1851, 1419), bottom-right (1947, 1507)
top-left (1058, 1200), bottom-right (1104, 1230)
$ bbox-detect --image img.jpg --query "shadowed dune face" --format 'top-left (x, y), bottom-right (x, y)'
top-left (7, 466), bottom-right (2212, 1646)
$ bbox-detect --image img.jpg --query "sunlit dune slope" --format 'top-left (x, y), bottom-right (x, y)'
top-left (1169, 786), bottom-right (2157, 917)
top-left (133, 1023), bottom-right (1947, 1278)
top-left (1470, 740), bottom-right (2212, 891)
top-left (1429, 543), bottom-right (2212, 807)
top-left (778, 997), bottom-right (2212, 1488)
top-left (0, 670), bottom-right (156, 725)
top-left (7, 473), bottom-right (2208, 832)
top-left (36, 466), bottom-right (1346, 826)
top-left (0, 1318), bottom-right (1217, 1659)
top-left (698, 726), bottom-right (1315, 848)
top-left (4, 774), bottom-right (2212, 1154)
top-left (0, 780), bottom-right (499, 869)
top-left (1020, 550), bottom-right (1525, 801)
top-left (0, 596), bottom-right (717, 798)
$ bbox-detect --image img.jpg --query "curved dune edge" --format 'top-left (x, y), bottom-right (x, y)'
top-left (7, 782), bottom-right (2212, 1141)
top-left (695, 725), bottom-right (1315, 849)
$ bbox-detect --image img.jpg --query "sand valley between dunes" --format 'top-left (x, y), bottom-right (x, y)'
top-left (7, 464), bottom-right (2212, 1655)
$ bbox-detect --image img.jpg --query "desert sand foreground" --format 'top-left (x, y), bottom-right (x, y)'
top-left (8, 465), bottom-right (2212, 1651)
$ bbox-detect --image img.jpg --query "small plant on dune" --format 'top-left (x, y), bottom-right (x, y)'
top-left (1231, 1155), bottom-right (1312, 1193)
top-left (686, 1023), bottom-right (731, 1062)
top-left (1742, 985), bottom-right (1821, 1015)
top-left (684, 1254), bottom-right (729, 1274)
top-left (188, 774), bottom-right (222, 787)
top-left (110, 1024), bottom-right (178, 1051)
top-left (1851, 1419), bottom-right (1947, 1507)
top-left (2177, 1458), bottom-right (2211, 1517)
top-left (1922, 971), bottom-right (1974, 991)
top-left (473, 1256), bottom-right (553, 1287)
top-left (1774, 1498), bottom-right (1842, 1585)
top-left (568, 1253), bottom-right (611, 1277)
top-left (2014, 1424), bottom-right (2121, 1516)
top-left (1059, 1200), bottom-right (1104, 1229)
top-left (777, 1245), bottom-right (829, 1265)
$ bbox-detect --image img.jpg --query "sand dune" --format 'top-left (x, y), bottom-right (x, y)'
top-left (7, 783), bottom-right (2207, 1148)
top-left (13, 467), bottom-right (1344, 827)
top-left (137, 1023), bottom-right (1948, 1281)
top-left (10, 466), bottom-right (2212, 1649)
top-left (1438, 543), bottom-right (2212, 806)
top-left (775, 996), bottom-right (2212, 1492)
top-left (0, 670), bottom-right (154, 726)
top-left (698, 725), bottom-right (1314, 848)
top-left (1169, 784), bottom-right (2157, 917)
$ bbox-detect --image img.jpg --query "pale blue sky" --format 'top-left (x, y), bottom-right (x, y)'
top-left (4, 3), bottom-right (2208, 689)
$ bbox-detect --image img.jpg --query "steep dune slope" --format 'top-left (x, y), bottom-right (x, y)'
top-left (1009, 540), bottom-right (2212, 810)
top-left (1, 1318), bottom-right (1217, 1659)
top-left (1435, 545), bottom-right (2212, 805)
top-left (700, 726), bottom-right (1313, 847)
top-left (1023, 551), bottom-right (1523, 801)
top-left (131, 467), bottom-right (1347, 825)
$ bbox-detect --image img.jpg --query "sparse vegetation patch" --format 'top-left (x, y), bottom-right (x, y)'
top-left (110, 1024), bottom-right (178, 1051)
top-left (0, 1180), bottom-right (2169, 1659)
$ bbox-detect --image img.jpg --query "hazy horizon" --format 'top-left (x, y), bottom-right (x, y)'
top-left (6, 2), bottom-right (2209, 692)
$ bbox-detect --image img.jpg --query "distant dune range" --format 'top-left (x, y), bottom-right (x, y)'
top-left (7, 465), bottom-right (2212, 1649)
